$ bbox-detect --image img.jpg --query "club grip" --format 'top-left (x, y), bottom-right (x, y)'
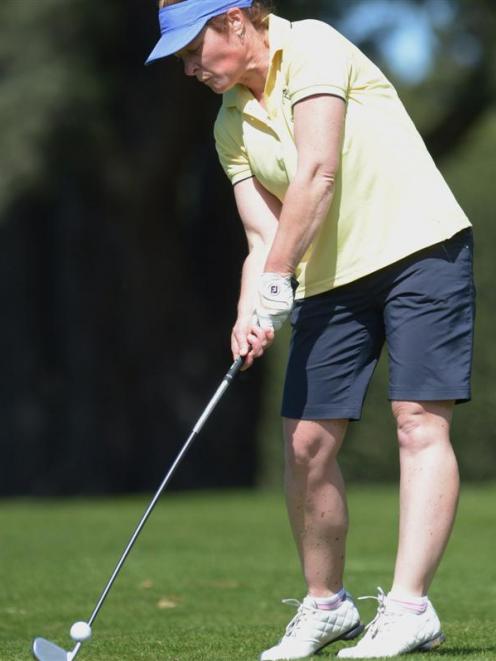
top-left (225, 355), bottom-right (245, 382)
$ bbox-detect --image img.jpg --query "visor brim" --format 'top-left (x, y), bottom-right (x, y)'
top-left (145, 21), bottom-right (207, 64)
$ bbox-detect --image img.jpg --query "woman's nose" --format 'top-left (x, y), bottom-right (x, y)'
top-left (184, 58), bottom-right (199, 77)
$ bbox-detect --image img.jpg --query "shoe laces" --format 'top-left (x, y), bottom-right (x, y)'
top-left (280, 598), bottom-right (312, 638)
top-left (358, 587), bottom-right (396, 639)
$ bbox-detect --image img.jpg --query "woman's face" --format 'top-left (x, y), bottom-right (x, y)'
top-left (175, 24), bottom-right (246, 94)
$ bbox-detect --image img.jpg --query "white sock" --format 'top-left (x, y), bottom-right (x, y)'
top-left (311, 588), bottom-right (346, 611)
top-left (387, 591), bottom-right (428, 614)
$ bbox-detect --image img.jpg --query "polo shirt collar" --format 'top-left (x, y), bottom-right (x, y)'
top-left (222, 14), bottom-right (292, 111)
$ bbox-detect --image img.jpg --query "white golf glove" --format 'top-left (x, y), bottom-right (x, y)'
top-left (256, 272), bottom-right (294, 331)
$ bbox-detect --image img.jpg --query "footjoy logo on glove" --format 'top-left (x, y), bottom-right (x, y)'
top-left (270, 285), bottom-right (279, 295)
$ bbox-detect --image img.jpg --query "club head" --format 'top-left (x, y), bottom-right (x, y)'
top-left (32, 637), bottom-right (72, 661)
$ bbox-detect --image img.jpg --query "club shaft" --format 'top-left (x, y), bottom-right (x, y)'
top-left (68, 356), bottom-right (243, 654)
top-left (68, 643), bottom-right (81, 660)
top-left (84, 427), bottom-right (198, 627)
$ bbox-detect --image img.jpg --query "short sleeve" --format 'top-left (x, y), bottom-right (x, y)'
top-left (285, 20), bottom-right (351, 106)
top-left (214, 108), bottom-right (253, 186)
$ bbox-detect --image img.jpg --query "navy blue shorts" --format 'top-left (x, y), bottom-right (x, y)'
top-left (282, 229), bottom-right (475, 421)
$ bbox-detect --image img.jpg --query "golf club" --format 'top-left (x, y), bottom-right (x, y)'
top-left (33, 355), bottom-right (244, 660)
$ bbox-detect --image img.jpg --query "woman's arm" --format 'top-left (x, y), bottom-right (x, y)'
top-left (231, 94), bottom-right (346, 358)
top-left (255, 93), bottom-right (346, 330)
top-left (231, 176), bottom-right (281, 368)
top-left (265, 94), bottom-right (346, 274)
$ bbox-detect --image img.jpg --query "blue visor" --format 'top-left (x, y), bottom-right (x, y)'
top-left (146, 0), bottom-right (254, 64)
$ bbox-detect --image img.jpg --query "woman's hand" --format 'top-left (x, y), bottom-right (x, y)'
top-left (256, 272), bottom-right (294, 330)
top-left (231, 315), bottom-right (275, 370)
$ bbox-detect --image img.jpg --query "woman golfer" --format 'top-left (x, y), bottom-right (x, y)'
top-left (147, 1), bottom-right (475, 658)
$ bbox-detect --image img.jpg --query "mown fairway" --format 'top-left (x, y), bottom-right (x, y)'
top-left (1, 484), bottom-right (495, 660)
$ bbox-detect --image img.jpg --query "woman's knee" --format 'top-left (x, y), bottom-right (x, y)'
top-left (283, 418), bottom-right (348, 471)
top-left (391, 400), bottom-right (454, 452)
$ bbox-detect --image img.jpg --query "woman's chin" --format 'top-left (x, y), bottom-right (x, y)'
top-left (205, 78), bottom-right (235, 94)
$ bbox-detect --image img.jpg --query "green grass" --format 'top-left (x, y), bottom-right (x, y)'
top-left (1, 484), bottom-right (495, 660)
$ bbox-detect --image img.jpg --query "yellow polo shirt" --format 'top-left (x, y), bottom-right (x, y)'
top-left (214, 14), bottom-right (471, 299)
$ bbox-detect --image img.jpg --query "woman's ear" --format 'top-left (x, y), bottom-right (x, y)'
top-left (225, 7), bottom-right (247, 40)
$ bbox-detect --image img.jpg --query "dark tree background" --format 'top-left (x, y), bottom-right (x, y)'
top-left (0, 0), bottom-right (494, 494)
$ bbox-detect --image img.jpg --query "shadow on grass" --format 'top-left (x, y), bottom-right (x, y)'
top-left (322, 646), bottom-right (496, 659)
top-left (434, 646), bottom-right (496, 657)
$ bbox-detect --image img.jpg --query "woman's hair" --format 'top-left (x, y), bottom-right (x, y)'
top-left (157, 0), bottom-right (274, 31)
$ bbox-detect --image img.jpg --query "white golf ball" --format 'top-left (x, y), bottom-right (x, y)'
top-left (70, 621), bottom-right (92, 642)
